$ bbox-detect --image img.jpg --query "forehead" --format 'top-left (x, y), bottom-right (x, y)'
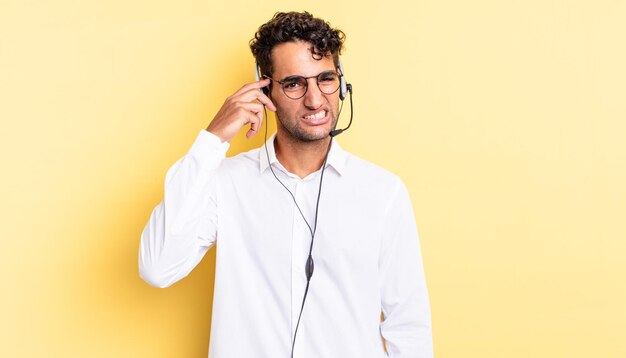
top-left (270, 41), bottom-right (335, 78)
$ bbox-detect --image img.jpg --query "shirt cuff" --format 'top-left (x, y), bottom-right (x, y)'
top-left (188, 129), bottom-right (230, 160)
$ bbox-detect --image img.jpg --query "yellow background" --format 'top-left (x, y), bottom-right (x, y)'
top-left (1, 0), bottom-right (624, 357)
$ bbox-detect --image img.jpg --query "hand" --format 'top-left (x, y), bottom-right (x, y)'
top-left (206, 79), bottom-right (276, 143)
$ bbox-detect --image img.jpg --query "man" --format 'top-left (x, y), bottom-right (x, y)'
top-left (139, 11), bottom-right (433, 358)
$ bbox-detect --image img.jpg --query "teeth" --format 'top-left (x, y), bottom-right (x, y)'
top-left (304, 110), bottom-right (326, 120)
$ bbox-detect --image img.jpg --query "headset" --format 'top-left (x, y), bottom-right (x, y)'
top-left (255, 57), bottom-right (353, 358)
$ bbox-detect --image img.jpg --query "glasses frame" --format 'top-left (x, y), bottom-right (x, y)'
top-left (263, 70), bottom-right (343, 100)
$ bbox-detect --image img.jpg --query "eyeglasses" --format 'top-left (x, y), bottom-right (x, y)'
top-left (263, 70), bottom-right (342, 100)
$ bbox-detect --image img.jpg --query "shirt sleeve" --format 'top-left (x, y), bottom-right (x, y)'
top-left (379, 180), bottom-right (433, 357)
top-left (138, 129), bottom-right (229, 288)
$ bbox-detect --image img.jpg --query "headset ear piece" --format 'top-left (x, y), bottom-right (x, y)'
top-left (254, 62), bottom-right (261, 81)
top-left (255, 61), bottom-right (271, 96)
top-left (338, 59), bottom-right (349, 101)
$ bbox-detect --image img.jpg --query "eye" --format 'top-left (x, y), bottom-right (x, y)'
top-left (282, 77), bottom-right (306, 90)
top-left (318, 72), bottom-right (338, 83)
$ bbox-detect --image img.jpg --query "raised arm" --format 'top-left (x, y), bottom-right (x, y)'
top-left (138, 78), bottom-right (275, 288)
top-left (138, 130), bottom-right (227, 288)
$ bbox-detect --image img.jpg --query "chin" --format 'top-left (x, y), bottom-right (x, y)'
top-left (293, 130), bottom-right (330, 142)
top-left (276, 113), bottom-right (337, 143)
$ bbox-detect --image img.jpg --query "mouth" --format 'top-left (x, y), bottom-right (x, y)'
top-left (301, 109), bottom-right (329, 126)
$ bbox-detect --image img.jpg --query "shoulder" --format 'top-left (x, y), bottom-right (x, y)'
top-left (343, 150), bottom-right (403, 184)
top-left (341, 150), bottom-right (407, 196)
top-left (218, 146), bottom-right (262, 174)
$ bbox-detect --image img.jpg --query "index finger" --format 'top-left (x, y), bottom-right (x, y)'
top-left (234, 83), bottom-right (276, 112)
top-left (233, 78), bottom-right (271, 97)
top-left (248, 89), bottom-right (277, 112)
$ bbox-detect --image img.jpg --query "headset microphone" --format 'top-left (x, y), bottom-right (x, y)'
top-left (330, 83), bottom-right (353, 137)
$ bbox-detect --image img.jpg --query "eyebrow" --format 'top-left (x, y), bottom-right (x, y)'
top-left (281, 75), bottom-right (305, 82)
top-left (279, 70), bottom-right (337, 82)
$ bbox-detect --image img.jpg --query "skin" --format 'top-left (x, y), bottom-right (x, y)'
top-left (207, 40), bottom-right (341, 178)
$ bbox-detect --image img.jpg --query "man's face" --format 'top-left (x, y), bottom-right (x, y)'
top-left (269, 41), bottom-right (340, 142)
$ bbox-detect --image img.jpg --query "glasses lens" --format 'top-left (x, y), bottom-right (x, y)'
top-left (280, 71), bottom-right (341, 99)
top-left (317, 71), bottom-right (340, 95)
top-left (282, 77), bottom-right (308, 99)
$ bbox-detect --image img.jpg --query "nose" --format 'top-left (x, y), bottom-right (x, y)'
top-left (303, 77), bottom-right (324, 109)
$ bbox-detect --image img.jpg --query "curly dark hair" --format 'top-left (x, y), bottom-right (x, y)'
top-left (250, 11), bottom-right (345, 78)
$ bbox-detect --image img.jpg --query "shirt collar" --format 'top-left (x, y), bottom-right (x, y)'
top-left (259, 134), bottom-right (347, 176)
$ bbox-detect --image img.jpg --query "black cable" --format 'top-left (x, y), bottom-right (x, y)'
top-left (262, 107), bottom-right (331, 358)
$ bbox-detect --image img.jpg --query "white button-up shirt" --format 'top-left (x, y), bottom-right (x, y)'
top-left (139, 129), bottom-right (433, 357)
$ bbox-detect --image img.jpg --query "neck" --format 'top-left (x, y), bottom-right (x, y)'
top-left (274, 132), bottom-right (331, 179)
